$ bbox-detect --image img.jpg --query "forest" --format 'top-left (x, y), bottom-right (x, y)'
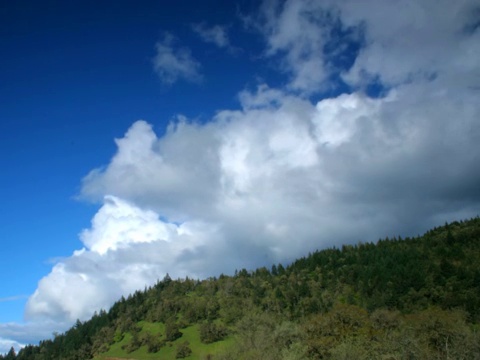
top-left (3, 217), bottom-right (480, 359)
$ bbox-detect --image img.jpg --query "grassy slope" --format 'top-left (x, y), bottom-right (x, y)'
top-left (80, 218), bottom-right (480, 360)
top-left (95, 321), bottom-right (234, 360)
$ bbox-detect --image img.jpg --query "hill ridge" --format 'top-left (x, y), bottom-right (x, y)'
top-left (6, 217), bottom-right (480, 359)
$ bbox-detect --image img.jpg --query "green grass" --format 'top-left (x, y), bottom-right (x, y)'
top-left (94, 321), bottom-right (234, 360)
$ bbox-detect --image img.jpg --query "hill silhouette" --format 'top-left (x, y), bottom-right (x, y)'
top-left (5, 218), bottom-right (480, 359)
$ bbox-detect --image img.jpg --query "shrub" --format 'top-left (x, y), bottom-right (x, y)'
top-left (176, 340), bottom-right (192, 358)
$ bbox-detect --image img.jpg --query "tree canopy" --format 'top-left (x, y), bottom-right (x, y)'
top-left (7, 217), bottom-right (480, 359)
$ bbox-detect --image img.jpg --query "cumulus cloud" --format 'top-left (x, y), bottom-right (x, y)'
top-left (11, 0), bottom-right (480, 346)
top-left (0, 320), bottom-right (61, 354)
top-left (0, 337), bottom-right (23, 355)
top-left (333, 0), bottom-right (480, 88)
top-left (256, 0), bottom-right (332, 92)
top-left (153, 33), bottom-right (202, 84)
top-left (256, 0), bottom-right (364, 93)
top-left (29, 80), bottom-right (480, 325)
top-left (256, 0), bottom-right (480, 93)
top-left (24, 196), bottom-right (220, 324)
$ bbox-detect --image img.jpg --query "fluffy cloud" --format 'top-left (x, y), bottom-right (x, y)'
top-left (334, 0), bottom-right (480, 88)
top-left (13, 0), bottom-right (480, 346)
top-left (24, 196), bottom-right (220, 323)
top-left (0, 338), bottom-right (23, 355)
top-left (28, 80), bottom-right (480, 325)
top-left (257, 0), bottom-right (334, 92)
top-left (153, 33), bottom-right (202, 84)
top-left (0, 320), bottom-right (61, 354)
top-left (257, 0), bottom-right (480, 93)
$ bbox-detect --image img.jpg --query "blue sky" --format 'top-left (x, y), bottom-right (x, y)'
top-left (1, 0), bottom-right (257, 320)
top-left (1, 0), bottom-right (480, 353)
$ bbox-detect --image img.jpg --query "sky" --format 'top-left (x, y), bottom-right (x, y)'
top-left (1, 0), bottom-right (479, 353)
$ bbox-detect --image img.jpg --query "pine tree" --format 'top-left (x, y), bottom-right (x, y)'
top-left (4, 347), bottom-right (15, 360)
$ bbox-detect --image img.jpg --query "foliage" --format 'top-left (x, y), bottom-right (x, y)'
top-left (8, 217), bottom-right (480, 359)
top-left (165, 317), bottom-right (182, 342)
top-left (175, 341), bottom-right (191, 359)
top-left (199, 321), bottom-right (228, 344)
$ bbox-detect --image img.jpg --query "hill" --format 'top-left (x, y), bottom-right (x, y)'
top-left (5, 218), bottom-right (480, 359)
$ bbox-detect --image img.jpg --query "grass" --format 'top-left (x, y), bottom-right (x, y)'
top-left (94, 321), bottom-right (234, 360)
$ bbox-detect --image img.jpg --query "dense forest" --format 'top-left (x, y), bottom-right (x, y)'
top-left (3, 218), bottom-right (480, 359)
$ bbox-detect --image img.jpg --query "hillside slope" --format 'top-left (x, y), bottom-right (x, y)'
top-left (7, 218), bottom-right (480, 359)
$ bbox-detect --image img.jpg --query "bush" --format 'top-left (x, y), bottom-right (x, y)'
top-left (176, 340), bottom-right (192, 358)
top-left (141, 332), bottom-right (164, 353)
top-left (165, 318), bottom-right (182, 342)
top-left (199, 322), bottom-right (228, 343)
top-left (121, 333), bottom-right (141, 353)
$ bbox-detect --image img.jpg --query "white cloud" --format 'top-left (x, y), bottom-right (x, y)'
top-left (0, 338), bottom-right (23, 355)
top-left (81, 120), bottom-right (221, 220)
top-left (193, 23), bottom-right (230, 48)
top-left (0, 319), bottom-right (61, 353)
top-left (8, 0), bottom-right (480, 347)
top-left (80, 195), bottom-right (179, 255)
top-left (256, 0), bottom-right (480, 92)
top-left (257, 0), bottom-right (334, 92)
top-left (313, 92), bottom-right (382, 147)
top-left (332, 0), bottom-right (480, 88)
top-left (24, 196), bottom-right (219, 324)
top-left (27, 73), bottom-right (480, 326)
top-left (153, 33), bottom-right (202, 84)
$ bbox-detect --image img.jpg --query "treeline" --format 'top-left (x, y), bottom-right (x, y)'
top-left (4, 217), bottom-right (480, 359)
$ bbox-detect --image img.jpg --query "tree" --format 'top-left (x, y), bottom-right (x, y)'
top-left (141, 332), bottom-right (164, 353)
top-left (199, 321), bottom-right (228, 344)
top-left (165, 317), bottom-right (182, 342)
top-left (121, 332), bottom-right (141, 353)
top-left (175, 341), bottom-right (192, 358)
top-left (4, 347), bottom-right (15, 360)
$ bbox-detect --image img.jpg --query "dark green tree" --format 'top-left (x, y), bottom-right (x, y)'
top-left (4, 347), bottom-right (15, 360)
top-left (165, 317), bottom-right (182, 342)
top-left (175, 341), bottom-right (192, 358)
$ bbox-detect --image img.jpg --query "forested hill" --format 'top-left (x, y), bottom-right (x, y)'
top-left (5, 218), bottom-right (480, 360)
